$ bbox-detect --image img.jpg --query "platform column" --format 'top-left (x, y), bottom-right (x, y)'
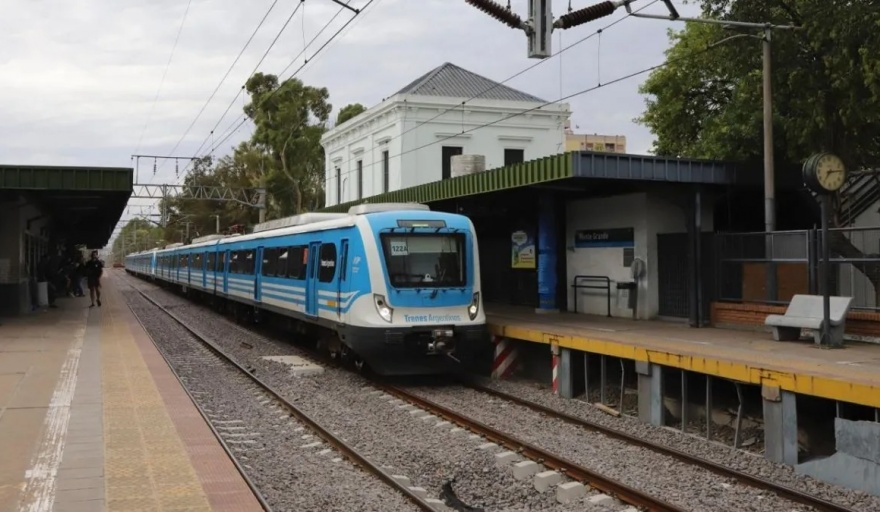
top-left (536, 191), bottom-right (558, 313)
top-left (762, 384), bottom-right (798, 466)
top-left (636, 361), bottom-right (664, 426)
top-left (552, 345), bottom-right (574, 398)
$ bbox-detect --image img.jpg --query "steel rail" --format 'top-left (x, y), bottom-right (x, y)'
top-left (127, 282), bottom-right (434, 512)
top-left (465, 381), bottom-right (854, 512)
top-left (378, 383), bottom-right (686, 512)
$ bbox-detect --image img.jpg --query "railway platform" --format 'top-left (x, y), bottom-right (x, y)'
top-left (0, 277), bottom-right (262, 511)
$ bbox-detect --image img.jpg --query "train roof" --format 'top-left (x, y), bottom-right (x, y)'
top-left (144, 204), bottom-right (469, 253)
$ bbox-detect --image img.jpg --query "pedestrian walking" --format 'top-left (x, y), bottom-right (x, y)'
top-left (85, 250), bottom-right (104, 307)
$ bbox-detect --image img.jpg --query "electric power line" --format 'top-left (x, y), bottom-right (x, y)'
top-left (160, 0), bottom-right (284, 168)
top-left (133, 0), bottom-right (194, 156)
top-left (180, 1), bottom-right (308, 169)
top-left (204, 0), bottom-right (373, 157)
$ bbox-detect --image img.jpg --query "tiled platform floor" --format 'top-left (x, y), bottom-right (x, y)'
top-left (0, 275), bottom-right (262, 511)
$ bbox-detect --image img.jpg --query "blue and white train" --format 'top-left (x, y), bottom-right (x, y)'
top-left (125, 203), bottom-right (488, 375)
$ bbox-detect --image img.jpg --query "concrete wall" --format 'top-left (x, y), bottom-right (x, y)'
top-left (0, 197), bottom-right (48, 315)
top-left (565, 191), bottom-right (713, 319)
top-left (322, 96), bottom-right (570, 206)
top-left (797, 417), bottom-right (880, 496)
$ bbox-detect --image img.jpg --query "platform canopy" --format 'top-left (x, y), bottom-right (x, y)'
top-left (319, 150), bottom-right (749, 213)
top-left (0, 164), bottom-right (133, 247)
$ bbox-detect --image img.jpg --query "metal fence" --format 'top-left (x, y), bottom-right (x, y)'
top-left (715, 227), bottom-right (880, 311)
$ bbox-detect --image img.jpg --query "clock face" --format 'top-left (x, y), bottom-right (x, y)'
top-left (816, 154), bottom-right (846, 191)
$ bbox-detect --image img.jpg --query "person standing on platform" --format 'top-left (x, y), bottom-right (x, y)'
top-left (85, 250), bottom-right (104, 307)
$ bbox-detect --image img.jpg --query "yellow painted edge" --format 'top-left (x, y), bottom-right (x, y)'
top-left (489, 323), bottom-right (880, 409)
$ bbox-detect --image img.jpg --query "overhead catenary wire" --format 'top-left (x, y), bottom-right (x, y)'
top-left (160, 0), bottom-right (284, 170)
top-left (182, 0), bottom-right (307, 167)
top-left (204, 0), bottom-right (373, 156)
top-left (133, 0), bottom-right (194, 158)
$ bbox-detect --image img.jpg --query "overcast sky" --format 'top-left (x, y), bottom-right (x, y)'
top-left (1, 0), bottom-right (701, 239)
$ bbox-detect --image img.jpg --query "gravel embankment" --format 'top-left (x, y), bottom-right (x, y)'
top-left (474, 378), bottom-right (880, 511)
top-left (124, 289), bottom-right (419, 512)
top-left (120, 276), bottom-right (623, 511)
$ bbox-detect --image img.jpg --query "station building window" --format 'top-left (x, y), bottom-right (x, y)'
top-left (504, 148), bottom-right (524, 166)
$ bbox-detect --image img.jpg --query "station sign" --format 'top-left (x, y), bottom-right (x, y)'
top-left (574, 228), bottom-right (634, 248)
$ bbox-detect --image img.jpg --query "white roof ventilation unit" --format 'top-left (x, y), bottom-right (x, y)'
top-left (348, 203), bottom-right (430, 215)
top-left (191, 234), bottom-right (225, 244)
top-left (253, 212), bottom-right (349, 233)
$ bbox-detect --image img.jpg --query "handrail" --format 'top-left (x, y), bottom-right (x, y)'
top-left (571, 275), bottom-right (611, 317)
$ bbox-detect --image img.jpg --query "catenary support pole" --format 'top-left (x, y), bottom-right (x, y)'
top-left (763, 27), bottom-right (778, 303)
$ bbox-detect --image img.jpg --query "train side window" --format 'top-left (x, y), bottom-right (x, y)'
top-left (262, 248), bottom-right (277, 277)
top-left (277, 249), bottom-right (289, 277)
top-left (207, 252), bottom-right (215, 271)
top-left (318, 243), bottom-right (337, 283)
top-left (230, 252), bottom-right (240, 274)
top-left (245, 250), bottom-right (255, 274)
top-left (287, 246), bottom-right (307, 280)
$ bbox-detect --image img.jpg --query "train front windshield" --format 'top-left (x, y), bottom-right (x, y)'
top-left (381, 233), bottom-right (466, 288)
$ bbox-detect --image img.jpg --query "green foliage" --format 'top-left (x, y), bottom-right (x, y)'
top-left (637, 0), bottom-right (880, 169)
top-left (336, 103), bottom-right (367, 125)
top-left (245, 73), bottom-right (331, 215)
top-left (111, 218), bottom-right (164, 261)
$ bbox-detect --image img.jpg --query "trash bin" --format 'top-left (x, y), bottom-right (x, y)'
top-left (37, 281), bottom-right (48, 307)
top-left (617, 281), bottom-right (637, 319)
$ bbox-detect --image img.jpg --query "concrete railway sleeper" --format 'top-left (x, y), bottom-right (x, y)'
top-left (377, 383), bottom-right (686, 512)
top-left (125, 283), bottom-right (434, 511)
top-left (461, 381), bottom-right (854, 512)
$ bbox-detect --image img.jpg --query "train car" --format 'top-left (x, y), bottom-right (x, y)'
top-left (124, 203), bottom-right (489, 375)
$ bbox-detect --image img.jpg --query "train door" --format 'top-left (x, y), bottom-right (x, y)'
top-left (186, 253), bottom-right (192, 285)
top-left (305, 241), bottom-right (321, 317)
top-left (223, 250), bottom-right (230, 294)
top-left (254, 247), bottom-right (263, 302)
top-left (202, 251), bottom-right (208, 289)
top-left (337, 239), bottom-right (350, 319)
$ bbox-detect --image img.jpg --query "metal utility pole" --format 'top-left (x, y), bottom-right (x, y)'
top-left (762, 28), bottom-right (774, 235)
top-left (212, 214), bottom-right (220, 234)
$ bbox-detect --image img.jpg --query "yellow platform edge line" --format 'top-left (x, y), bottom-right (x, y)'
top-left (489, 324), bottom-right (880, 409)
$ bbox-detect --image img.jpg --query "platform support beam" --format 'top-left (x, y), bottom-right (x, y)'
top-left (762, 384), bottom-right (798, 466)
top-left (636, 361), bottom-right (664, 426)
top-left (557, 347), bottom-right (574, 399)
top-left (536, 191), bottom-right (558, 313)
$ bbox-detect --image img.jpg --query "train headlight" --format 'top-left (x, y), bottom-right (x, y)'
top-left (468, 292), bottom-right (480, 320)
top-left (373, 294), bottom-right (393, 323)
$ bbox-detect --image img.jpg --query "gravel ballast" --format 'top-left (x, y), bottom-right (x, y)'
top-left (475, 378), bottom-right (880, 511)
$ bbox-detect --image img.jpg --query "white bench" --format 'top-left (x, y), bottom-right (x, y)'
top-left (764, 294), bottom-right (853, 345)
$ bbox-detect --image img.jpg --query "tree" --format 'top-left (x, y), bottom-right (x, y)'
top-left (336, 103), bottom-right (367, 126)
top-left (245, 73), bottom-right (331, 214)
top-left (637, 0), bottom-right (880, 300)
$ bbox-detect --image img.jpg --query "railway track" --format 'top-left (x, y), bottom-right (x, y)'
top-left (455, 382), bottom-right (853, 512)
top-left (377, 382), bottom-right (684, 511)
top-left (127, 284), bottom-right (433, 512)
